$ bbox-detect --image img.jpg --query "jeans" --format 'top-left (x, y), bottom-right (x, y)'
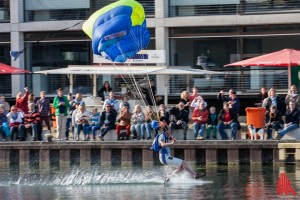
top-left (0, 125), bottom-right (6, 140)
top-left (141, 123), bottom-right (158, 139)
top-left (217, 122), bottom-right (238, 140)
top-left (266, 122), bottom-right (283, 139)
top-left (76, 123), bottom-right (89, 137)
top-left (193, 123), bottom-right (206, 138)
top-left (130, 124), bottom-right (142, 139)
top-left (19, 124), bottom-right (39, 139)
top-left (65, 118), bottom-right (73, 139)
top-left (86, 125), bottom-right (100, 137)
top-left (100, 126), bottom-right (115, 137)
top-left (10, 125), bottom-right (24, 141)
top-left (278, 124), bottom-right (299, 137)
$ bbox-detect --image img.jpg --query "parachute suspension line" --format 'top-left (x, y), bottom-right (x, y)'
top-left (146, 73), bottom-right (157, 110)
top-left (131, 74), bottom-right (148, 107)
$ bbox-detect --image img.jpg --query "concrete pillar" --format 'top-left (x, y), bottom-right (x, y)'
top-left (250, 149), bottom-right (262, 166)
top-left (228, 149), bottom-right (239, 166)
top-left (142, 149), bottom-right (154, 167)
top-left (278, 148), bottom-right (286, 162)
top-left (80, 149), bottom-right (91, 168)
top-left (121, 149), bottom-right (132, 167)
top-left (206, 149), bottom-right (217, 166)
top-left (101, 149), bottom-right (111, 167)
top-left (60, 149), bottom-right (70, 170)
top-left (39, 149), bottom-right (50, 172)
top-left (295, 148), bottom-right (300, 162)
top-left (19, 149), bottom-right (29, 172)
top-left (0, 150), bottom-right (10, 169)
top-left (184, 149), bottom-right (196, 165)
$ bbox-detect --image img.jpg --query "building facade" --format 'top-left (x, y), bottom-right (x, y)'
top-left (1, 0), bottom-right (300, 97)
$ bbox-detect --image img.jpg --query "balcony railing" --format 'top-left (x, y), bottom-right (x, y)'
top-left (169, 1), bottom-right (300, 17)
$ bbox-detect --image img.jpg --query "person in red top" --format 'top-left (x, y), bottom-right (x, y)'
top-left (16, 87), bottom-right (29, 113)
top-left (192, 101), bottom-right (209, 140)
top-left (19, 103), bottom-right (41, 141)
top-left (217, 102), bottom-right (238, 140)
top-left (189, 87), bottom-right (199, 103)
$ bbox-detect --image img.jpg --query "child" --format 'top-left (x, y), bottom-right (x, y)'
top-left (206, 106), bottom-right (218, 139)
top-left (85, 108), bottom-right (100, 141)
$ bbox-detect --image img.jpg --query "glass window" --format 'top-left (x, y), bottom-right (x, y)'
top-left (0, 0), bottom-right (9, 22)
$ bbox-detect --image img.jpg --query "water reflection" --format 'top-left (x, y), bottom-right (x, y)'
top-left (0, 165), bottom-right (298, 199)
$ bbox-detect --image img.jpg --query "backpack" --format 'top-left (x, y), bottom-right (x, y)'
top-left (150, 132), bottom-right (167, 154)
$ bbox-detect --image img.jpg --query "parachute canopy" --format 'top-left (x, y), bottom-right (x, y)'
top-left (82, 0), bottom-right (150, 62)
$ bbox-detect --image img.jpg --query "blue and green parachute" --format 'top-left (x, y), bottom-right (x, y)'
top-left (82, 0), bottom-right (150, 62)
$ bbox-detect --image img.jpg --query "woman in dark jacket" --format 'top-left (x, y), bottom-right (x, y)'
top-left (265, 105), bottom-right (283, 139)
top-left (277, 101), bottom-right (299, 139)
top-left (97, 81), bottom-right (112, 100)
top-left (217, 103), bottom-right (238, 140)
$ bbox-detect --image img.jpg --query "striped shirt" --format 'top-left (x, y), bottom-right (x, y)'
top-left (24, 110), bottom-right (41, 125)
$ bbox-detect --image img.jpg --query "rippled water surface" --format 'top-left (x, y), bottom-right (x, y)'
top-left (0, 165), bottom-right (299, 200)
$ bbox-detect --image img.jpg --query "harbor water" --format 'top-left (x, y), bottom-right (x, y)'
top-left (0, 164), bottom-right (299, 200)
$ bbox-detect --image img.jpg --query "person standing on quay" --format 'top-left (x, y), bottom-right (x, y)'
top-left (36, 91), bottom-right (51, 134)
top-left (53, 88), bottom-right (69, 140)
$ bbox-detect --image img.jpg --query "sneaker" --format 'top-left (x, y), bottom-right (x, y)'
top-left (206, 136), bottom-right (210, 140)
top-left (183, 136), bottom-right (186, 140)
top-left (194, 173), bottom-right (205, 179)
top-left (276, 134), bottom-right (282, 140)
top-left (76, 137), bottom-right (79, 141)
top-left (32, 137), bottom-right (37, 141)
top-left (213, 136), bottom-right (217, 139)
top-left (99, 136), bottom-right (104, 141)
top-left (93, 136), bottom-right (96, 141)
top-left (164, 177), bottom-right (170, 185)
top-left (65, 138), bottom-right (69, 141)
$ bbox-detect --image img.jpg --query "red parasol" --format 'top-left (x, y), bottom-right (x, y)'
top-left (0, 63), bottom-right (30, 74)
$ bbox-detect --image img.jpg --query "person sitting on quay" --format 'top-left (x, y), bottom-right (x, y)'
top-left (217, 102), bottom-right (238, 140)
top-left (19, 103), bottom-right (42, 141)
top-left (265, 105), bottom-right (283, 140)
top-left (276, 101), bottom-right (300, 140)
top-left (0, 96), bottom-right (10, 112)
top-left (16, 87), bottom-right (29, 113)
top-left (157, 104), bottom-right (170, 126)
top-left (0, 107), bottom-right (8, 141)
top-left (262, 88), bottom-right (285, 115)
top-left (103, 91), bottom-right (119, 113)
top-left (169, 102), bottom-right (189, 140)
top-left (206, 106), bottom-right (218, 140)
top-left (130, 104), bottom-right (145, 140)
top-left (189, 87), bottom-right (199, 106)
top-left (285, 85), bottom-right (300, 111)
top-left (36, 91), bottom-right (51, 135)
top-left (98, 102), bottom-right (117, 141)
top-left (97, 81), bottom-right (112, 101)
top-left (119, 96), bottom-right (131, 112)
top-left (73, 102), bottom-right (90, 141)
top-left (179, 91), bottom-right (190, 115)
top-left (192, 101), bottom-right (208, 140)
top-left (6, 105), bottom-right (24, 141)
top-left (256, 87), bottom-right (268, 107)
top-left (141, 105), bottom-right (159, 140)
top-left (115, 106), bottom-right (131, 140)
top-left (85, 108), bottom-right (100, 141)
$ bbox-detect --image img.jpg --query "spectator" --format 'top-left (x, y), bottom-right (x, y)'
top-left (265, 105), bottom-right (283, 140)
top-left (190, 96), bottom-right (208, 111)
top-left (0, 96), bottom-right (10, 112)
top-left (189, 87), bottom-right (199, 103)
top-left (217, 102), bottom-right (238, 140)
top-left (217, 89), bottom-right (235, 102)
top-left (169, 102), bottom-right (189, 140)
top-left (98, 103), bottom-right (117, 141)
top-left (36, 91), bottom-right (51, 134)
top-left (0, 107), bottom-right (8, 141)
top-left (65, 93), bottom-right (75, 140)
top-left (116, 106), bottom-right (132, 140)
top-left (85, 108), bottom-right (100, 141)
top-left (285, 85), bottom-right (300, 111)
top-left (157, 104), bottom-right (170, 125)
top-left (276, 101), bottom-right (300, 140)
top-left (179, 91), bottom-right (190, 114)
top-left (130, 104), bottom-right (145, 140)
top-left (53, 88), bottom-right (70, 140)
top-left (74, 93), bottom-right (84, 105)
top-left (256, 87), bottom-right (268, 106)
top-left (28, 93), bottom-right (35, 105)
top-left (262, 88), bottom-right (285, 115)
top-left (191, 101), bottom-right (209, 140)
top-left (16, 87), bottom-right (29, 113)
top-left (103, 91), bottom-right (119, 113)
top-left (6, 105), bottom-right (24, 141)
top-left (119, 96), bottom-right (131, 112)
top-left (141, 105), bottom-right (159, 140)
top-left (228, 91), bottom-right (240, 115)
top-left (73, 102), bottom-right (90, 141)
top-left (19, 103), bottom-right (41, 141)
top-left (97, 81), bottom-right (112, 100)
top-left (206, 106), bottom-right (218, 140)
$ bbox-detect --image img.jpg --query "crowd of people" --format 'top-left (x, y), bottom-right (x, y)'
top-left (0, 82), bottom-right (299, 142)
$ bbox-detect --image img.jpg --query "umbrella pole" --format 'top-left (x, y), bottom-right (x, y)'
top-left (288, 64), bottom-right (291, 89)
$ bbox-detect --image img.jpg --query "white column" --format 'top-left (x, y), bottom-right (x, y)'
top-left (10, 0), bottom-right (25, 96)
